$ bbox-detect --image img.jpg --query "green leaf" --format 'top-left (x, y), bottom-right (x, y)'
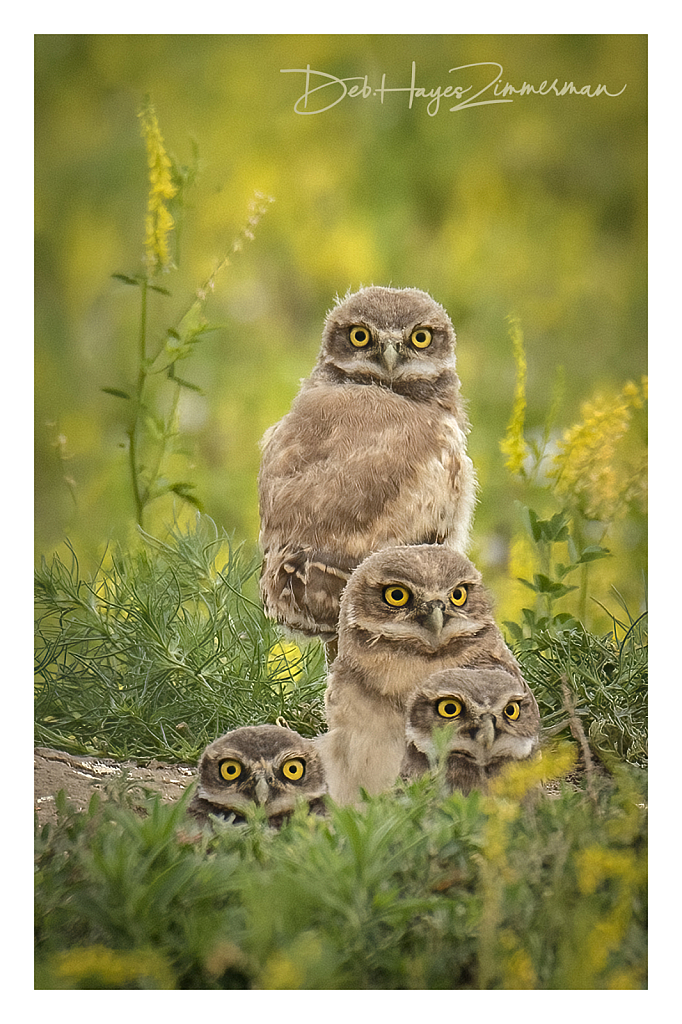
top-left (533, 574), bottom-right (578, 597)
top-left (111, 273), bottom-right (141, 287)
top-left (168, 484), bottom-right (203, 509)
top-left (519, 505), bottom-right (542, 543)
top-left (101, 387), bottom-right (131, 400)
top-left (545, 512), bottom-right (570, 542)
top-left (165, 365), bottom-right (204, 393)
top-left (552, 612), bottom-right (580, 629)
top-left (148, 283), bottom-right (172, 296)
top-left (503, 620), bottom-right (524, 641)
top-left (577, 546), bottom-right (611, 564)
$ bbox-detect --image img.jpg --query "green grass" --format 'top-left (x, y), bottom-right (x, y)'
top-left (34, 516), bottom-right (647, 990)
top-left (34, 516), bottom-right (326, 762)
top-left (34, 514), bottom-right (647, 770)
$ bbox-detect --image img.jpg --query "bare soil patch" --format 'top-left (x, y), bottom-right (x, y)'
top-left (34, 747), bottom-right (197, 828)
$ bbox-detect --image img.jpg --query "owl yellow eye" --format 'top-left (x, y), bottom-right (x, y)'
top-left (504, 702), bottom-right (521, 721)
top-left (449, 585), bottom-right (468, 607)
top-left (219, 759), bottom-right (242, 781)
top-left (383, 585), bottom-right (411, 607)
top-left (282, 758), bottom-right (306, 781)
top-left (437, 698), bottom-right (462, 719)
top-left (410, 327), bottom-right (432, 349)
top-left (350, 325), bottom-right (371, 348)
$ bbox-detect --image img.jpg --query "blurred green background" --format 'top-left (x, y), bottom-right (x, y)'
top-left (35, 34), bottom-right (647, 628)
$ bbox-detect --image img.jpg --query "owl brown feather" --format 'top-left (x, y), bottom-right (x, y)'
top-left (258, 286), bottom-right (477, 641)
top-left (317, 545), bottom-right (526, 804)
top-left (187, 724), bottom-right (328, 829)
top-left (401, 667), bottom-right (541, 795)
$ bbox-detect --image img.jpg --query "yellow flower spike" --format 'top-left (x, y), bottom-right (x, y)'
top-left (548, 378), bottom-right (647, 522)
top-left (138, 101), bottom-right (178, 275)
top-left (499, 316), bottom-right (530, 476)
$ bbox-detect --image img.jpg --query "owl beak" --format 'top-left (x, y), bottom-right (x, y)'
top-left (477, 715), bottom-right (496, 752)
top-left (254, 776), bottom-right (270, 806)
top-left (381, 342), bottom-right (399, 373)
top-left (420, 601), bottom-right (444, 636)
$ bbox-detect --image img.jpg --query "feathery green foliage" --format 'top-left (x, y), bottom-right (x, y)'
top-left (34, 516), bottom-right (326, 761)
top-left (35, 756), bottom-right (646, 990)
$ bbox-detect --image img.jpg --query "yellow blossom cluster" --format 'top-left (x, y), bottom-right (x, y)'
top-left (138, 102), bottom-right (177, 275)
top-left (52, 943), bottom-right (175, 989)
top-left (549, 377), bottom-right (647, 522)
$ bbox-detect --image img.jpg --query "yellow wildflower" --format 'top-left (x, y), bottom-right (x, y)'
top-left (576, 845), bottom-right (641, 896)
top-left (267, 640), bottom-right (303, 693)
top-left (138, 101), bottom-right (177, 275)
top-left (548, 377), bottom-right (647, 521)
top-left (53, 944), bottom-right (175, 989)
top-left (499, 316), bottom-right (530, 476)
top-left (257, 952), bottom-right (304, 989)
top-left (499, 931), bottom-right (537, 989)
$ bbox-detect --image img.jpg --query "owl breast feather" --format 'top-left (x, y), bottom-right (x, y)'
top-left (259, 380), bottom-right (473, 557)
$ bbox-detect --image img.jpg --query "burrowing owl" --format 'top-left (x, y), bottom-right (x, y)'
top-left (258, 286), bottom-right (477, 647)
top-left (401, 666), bottom-right (541, 795)
top-left (187, 725), bottom-right (327, 828)
top-left (317, 544), bottom-right (524, 804)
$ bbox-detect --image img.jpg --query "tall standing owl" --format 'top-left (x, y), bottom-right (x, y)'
top-left (401, 667), bottom-right (541, 795)
top-left (317, 544), bottom-right (525, 804)
top-left (187, 724), bottom-right (327, 828)
top-left (258, 286), bottom-right (477, 646)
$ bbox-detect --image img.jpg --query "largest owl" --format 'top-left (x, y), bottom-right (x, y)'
top-left (258, 286), bottom-right (477, 646)
top-left (317, 544), bottom-right (525, 804)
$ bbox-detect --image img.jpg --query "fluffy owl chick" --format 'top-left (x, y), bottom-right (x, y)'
top-left (258, 286), bottom-right (477, 644)
top-left (318, 544), bottom-right (524, 804)
top-left (401, 667), bottom-right (541, 795)
top-left (187, 725), bottom-right (327, 828)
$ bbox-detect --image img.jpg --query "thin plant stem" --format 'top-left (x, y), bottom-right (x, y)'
top-left (129, 277), bottom-right (149, 528)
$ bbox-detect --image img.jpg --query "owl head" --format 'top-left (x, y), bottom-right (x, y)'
top-left (314, 285), bottom-right (458, 387)
top-left (337, 544), bottom-right (497, 658)
top-left (405, 666), bottom-right (541, 786)
top-left (190, 724), bottom-right (327, 825)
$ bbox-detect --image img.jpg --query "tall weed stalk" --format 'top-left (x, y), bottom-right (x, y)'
top-left (104, 100), bottom-right (273, 530)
